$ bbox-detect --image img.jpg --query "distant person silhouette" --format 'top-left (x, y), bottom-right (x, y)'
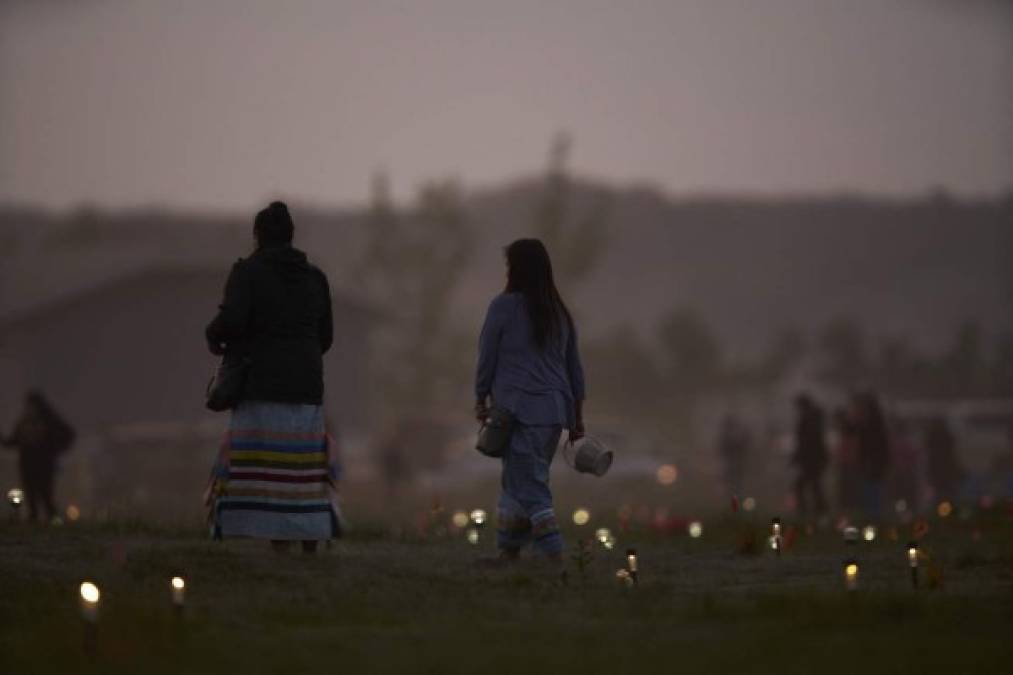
top-left (832, 405), bottom-right (860, 514)
top-left (205, 201), bottom-right (337, 554)
top-left (2, 391), bottom-right (75, 522)
top-left (889, 416), bottom-right (921, 514)
top-left (717, 413), bottom-right (751, 499)
top-left (854, 391), bottom-right (890, 521)
top-left (791, 393), bottom-right (828, 519)
top-left (475, 239), bottom-right (586, 568)
top-left (924, 416), bottom-right (963, 506)
top-left (992, 416), bottom-right (1013, 498)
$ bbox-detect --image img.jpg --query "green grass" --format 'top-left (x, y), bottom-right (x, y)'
top-left (2, 515), bottom-right (1012, 675)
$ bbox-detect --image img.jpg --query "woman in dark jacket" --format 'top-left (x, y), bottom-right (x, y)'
top-left (854, 391), bottom-right (890, 521)
top-left (475, 239), bottom-right (586, 565)
top-left (205, 201), bottom-right (337, 553)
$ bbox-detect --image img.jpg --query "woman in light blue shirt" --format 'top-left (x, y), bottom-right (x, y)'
top-left (475, 239), bottom-right (586, 564)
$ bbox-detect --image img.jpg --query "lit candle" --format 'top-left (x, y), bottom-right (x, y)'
top-left (771, 517), bottom-right (782, 556)
top-left (844, 560), bottom-right (859, 591)
top-left (595, 527), bottom-right (615, 549)
top-left (626, 548), bottom-right (639, 584)
top-left (79, 582), bottom-right (100, 622)
top-left (469, 509), bottom-right (487, 528)
top-left (907, 541), bottom-right (919, 589)
top-left (688, 521), bottom-right (703, 539)
top-left (6, 488), bottom-right (23, 513)
top-left (171, 576), bottom-right (186, 607)
top-left (615, 568), bottom-right (634, 588)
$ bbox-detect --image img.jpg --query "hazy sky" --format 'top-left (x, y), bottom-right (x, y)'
top-left (1, 0), bottom-right (1010, 210)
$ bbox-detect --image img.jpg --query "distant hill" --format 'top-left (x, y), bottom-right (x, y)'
top-left (2, 179), bottom-right (1011, 359)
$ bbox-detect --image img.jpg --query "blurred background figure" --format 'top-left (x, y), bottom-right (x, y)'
top-left (1, 391), bottom-right (76, 522)
top-left (924, 416), bottom-right (963, 506)
top-left (854, 391), bottom-right (890, 521)
top-left (717, 413), bottom-right (751, 500)
top-left (832, 405), bottom-right (860, 516)
top-left (992, 417), bottom-right (1013, 498)
top-left (791, 393), bottom-right (828, 520)
top-left (888, 416), bottom-right (921, 515)
top-left (377, 425), bottom-right (410, 500)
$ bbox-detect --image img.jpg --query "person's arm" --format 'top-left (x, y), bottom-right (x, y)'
top-left (317, 269), bottom-right (334, 355)
top-left (205, 260), bottom-right (253, 355)
top-left (566, 317), bottom-right (586, 440)
top-left (475, 296), bottom-right (507, 422)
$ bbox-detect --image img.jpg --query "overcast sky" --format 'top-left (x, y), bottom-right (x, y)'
top-left (1, 0), bottom-right (1010, 210)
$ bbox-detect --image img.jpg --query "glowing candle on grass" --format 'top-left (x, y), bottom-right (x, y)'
top-left (572, 508), bottom-right (590, 526)
top-left (466, 528), bottom-right (479, 545)
top-left (451, 511), bottom-right (469, 529)
top-left (469, 509), bottom-right (487, 528)
top-left (595, 527), bottom-right (616, 550)
top-left (171, 576), bottom-right (186, 607)
top-left (688, 521), bottom-right (703, 539)
top-left (862, 525), bottom-right (877, 543)
top-left (908, 541), bottom-right (919, 589)
top-left (594, 528), bottom-right (616, 550)
top-left (844, 561), bottom-right (859, 591)
top-left (771, 517), bottom-right (782, 555)
top-left (7, 488), bottom-right (23, 512)
top-left (79, 582), bottom-right (100, 622)
top-left (626, 548), bottom-right (639, 584)
top-left (79, 581), bottom-right (100, 660)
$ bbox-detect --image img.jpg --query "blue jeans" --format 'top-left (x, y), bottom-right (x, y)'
top-left (497, 425), bottom-right (563, 555)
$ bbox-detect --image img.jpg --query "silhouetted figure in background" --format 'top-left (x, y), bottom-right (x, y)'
top-left (792, 393), bottom-right (828, 519)
top-left (924, 416), bottom-right (962, 505)
top-left (376, 421), bottom-right (412, 498)
top-left (889, 416), bottom-right (920, 514)
top-left (992, 417), bottom-right (1013, 498)
top-left (718, 413), bottom-right (751, 499)
top-left (832, 406), bottom-right (860, 514)
top-left (205, 201), bottom-right (336, 555)
top-left (2, 391), bottom-right (75, 522)
top-left (854, 391), bottom-right (890, 521)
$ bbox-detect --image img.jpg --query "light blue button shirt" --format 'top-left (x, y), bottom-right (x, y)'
top-left (475, 293), bottom-right (585, 427)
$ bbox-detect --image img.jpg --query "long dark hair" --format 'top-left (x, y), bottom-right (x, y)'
top-left (505, 239), bottom-right (572, 349)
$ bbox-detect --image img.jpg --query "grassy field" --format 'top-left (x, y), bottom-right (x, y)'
top-left (2, 510), bottom-right (1012, 675)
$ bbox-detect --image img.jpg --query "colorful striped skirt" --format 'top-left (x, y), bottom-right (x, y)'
top-left (208, 401), bottom-right (340, 541)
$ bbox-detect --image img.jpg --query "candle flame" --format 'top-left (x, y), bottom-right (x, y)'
top-left (80, 582), bottom-right (100, 604)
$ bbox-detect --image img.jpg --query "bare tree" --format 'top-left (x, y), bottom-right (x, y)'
top-left (532, 133), bottom-right (609, 292)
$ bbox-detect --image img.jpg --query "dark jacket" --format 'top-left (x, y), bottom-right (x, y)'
top-left (793, 404), bottom-right (828, 473)
top-left (206, 245), bottom-right (333, 405)
top-left (857, 422), bottom-right (890, 481)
